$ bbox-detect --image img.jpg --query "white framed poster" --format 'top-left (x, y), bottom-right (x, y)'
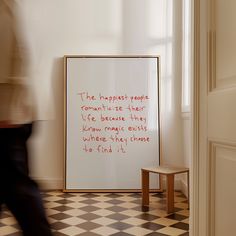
top-left (64, 56), bottom-right (161, 191)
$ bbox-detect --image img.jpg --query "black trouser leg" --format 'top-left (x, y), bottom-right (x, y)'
top-left (0, 124), bottom-right (53, 236)
top-left (5, 179), bottom-right (52, 236)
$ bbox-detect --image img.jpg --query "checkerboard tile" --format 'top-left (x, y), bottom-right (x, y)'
top-left (0, 191), bottom-right (189, 236)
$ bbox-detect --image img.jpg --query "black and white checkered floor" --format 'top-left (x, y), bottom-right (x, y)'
top-left (0, 191), bottom-right (189, 236)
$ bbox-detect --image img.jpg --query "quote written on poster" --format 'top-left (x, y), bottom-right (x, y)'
top-left (78, 91), bottom-right (151, 155)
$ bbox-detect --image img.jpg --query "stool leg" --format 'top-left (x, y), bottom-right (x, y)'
top-left (159, 174), bottom-right (163, 191)
top-left (187, 171), bottom-right (190, 209)
top-left (166, 174), bottom-right (174, 214)
top-left (142, 170), bottom-right (149, 206)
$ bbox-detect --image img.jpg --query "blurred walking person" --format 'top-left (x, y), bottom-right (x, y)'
top-left (0, 1), bottom-right (53, 235)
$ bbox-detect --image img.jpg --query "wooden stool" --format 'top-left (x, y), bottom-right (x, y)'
top-left (141, 166), bottom-right (189, 214)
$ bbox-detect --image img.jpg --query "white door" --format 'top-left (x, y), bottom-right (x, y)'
top-left (192, 0), bottom-right (236, 235)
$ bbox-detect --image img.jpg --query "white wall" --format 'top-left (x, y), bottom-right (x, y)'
top-left (181, 113), bottom-right (191, 196)
top-left (18, 0), bottom-right (184, 189)
top-left (179, 0), bottom-right (193, 197)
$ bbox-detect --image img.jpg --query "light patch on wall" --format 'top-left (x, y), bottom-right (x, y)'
top-left (182, 0), bottom-right (191, 111)
top-left (146, 0), bottom-right (174, 112)
top-left (147, 0), bottom-right (173, 39)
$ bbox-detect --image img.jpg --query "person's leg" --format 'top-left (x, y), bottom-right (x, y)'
top-left (0, 128), bottom-right (8, 217)
top-left (5, 179), bottom-right (52, 236)
top-left (1, 124), bottom-right (53, 236)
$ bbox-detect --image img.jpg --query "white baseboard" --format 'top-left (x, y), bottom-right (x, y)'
top-left (32, 177), bottom-right (63, 190)
top-left (161, 177), bottom-right (188, 198)
top-left (30, 177), bottom-right (188, 196)
top-left (32, 178), bottom-right (183, 192)
top-left (180, 179), bottom-right (189, 198)
top-left (161, 178), bottom-right (182, 191)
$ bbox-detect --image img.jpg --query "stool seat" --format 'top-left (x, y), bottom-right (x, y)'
top-left (142, 166), bottom-right (189, 175)
top-left (141, 165), bottom-right (189, 214)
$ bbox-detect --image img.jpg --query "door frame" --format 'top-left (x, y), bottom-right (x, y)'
top-left (191, 0), bottom-right (201, 235)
